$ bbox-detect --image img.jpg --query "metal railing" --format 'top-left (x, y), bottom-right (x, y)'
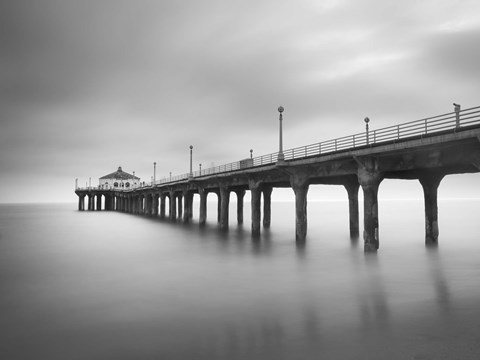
top-left (77, 106), bottom-right (480, 191)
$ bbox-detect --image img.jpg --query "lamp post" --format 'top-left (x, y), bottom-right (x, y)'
top-left (153, 162), bottom-right (157, 184)
top-left (277, 106), bottom-right (285, 162)
top-left (170, 172), bottom-right (172, 182)
top-left (364, 117), bottom-right (370, 145)
top-left (250, 149), bottom-right (253, 159)
top-left (189, 145), bottom-right (193, 179)
top-left (199, 163), bottom-right (202, 175)
top-left (75, 178), bottom-right (78, 189)
top-left (133, 171), bottom-right (135, 187)
top-left (89, 177), bottom-right (91, 190)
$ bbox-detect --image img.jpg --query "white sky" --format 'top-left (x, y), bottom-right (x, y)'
top-left (1, 0), bottom-right (480, 203)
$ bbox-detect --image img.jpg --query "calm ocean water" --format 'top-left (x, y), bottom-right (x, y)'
top-left (1, 199), bottom-right (480, 359)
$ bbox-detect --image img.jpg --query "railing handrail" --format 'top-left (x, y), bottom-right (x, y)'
top-left (77, 106), bottom-right (480, 191)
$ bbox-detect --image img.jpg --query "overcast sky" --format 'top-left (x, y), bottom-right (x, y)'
top-left (1, 0), bottom-right (480, 203)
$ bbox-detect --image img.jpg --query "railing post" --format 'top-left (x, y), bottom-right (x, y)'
top-left (397, 125), bottom-right (400, 139)
top-left (425, 119), bottom-right (428, 134)
top-left (335, 139), bottom-right (337, 151)
top-left (319, 143), bottom-right (321, 155)
top-left (373, 130), bottom-right (376, 143)
top-left (454, 103), bottom-right (461, 129)
top-left (353, 134), bottom-right (355, 147)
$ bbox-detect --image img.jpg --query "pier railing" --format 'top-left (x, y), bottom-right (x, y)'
top-left (77, 106), bottom-right (480, 191)
top-left (152, 106), bottom-right (480, 185)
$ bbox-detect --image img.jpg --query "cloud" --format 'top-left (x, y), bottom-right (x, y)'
top-left (1, 0), bottom-right (480, 202)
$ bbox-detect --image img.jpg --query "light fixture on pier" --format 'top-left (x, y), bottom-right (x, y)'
top-left (277, 106), bottom-right (285, 163)
top-left (189, 145), bottom-right (193, 179)
top-left (364, 117), bottom-right (370, 145)
top-left (153, 162), bottom-right (157, 185)
top-left (250, 149), bottom-right (253, 159)
top-left (199, 163), bottom-right (202, 174)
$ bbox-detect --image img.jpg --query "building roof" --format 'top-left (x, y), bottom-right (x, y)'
top-left (99, 166), bottom-right (140, 180)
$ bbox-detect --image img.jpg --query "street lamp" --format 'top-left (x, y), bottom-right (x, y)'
top-left (170, 172), bottom-right (172, 182)
top-left (199, 163), bottom-right (202, 174)
top-left (250, 149), bottom-right (253, 159)
top-left (153, 162), bottom-right (157, 184)
top-left (277, 106), bottom-right (285, 162)
top-left (189, 145), bottom-right (193, 179)
top-left (364, 117), bottom-right (370, 145)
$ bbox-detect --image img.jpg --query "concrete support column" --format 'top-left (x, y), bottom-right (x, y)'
top-left (290, 174), bottom-right (310, 242)
top-left (262, 186), bottom-right (273, 228)
top-left (160, 194), bottom-right (166, 218)
top-left (177, 195), bottom-right (182, 219)
top-left (199, 189), bottom-right (207, 226)
top-left (129, 196), bottom-right (134, 213)
top-left (249, 180), bottom-right (262, 238)
top-left (138, 196), bottom-right (144, 214)
top-left (216, 191), bottom-right (221, 223)
top-left (419, 173), bottom-right (444, 246)
top-left (125, 196), bottom-right (129, 213)
top-left (235, 190), bottom-right (246, 225)
top-left (219, 187), bottom-right (230, 230)
top-left (88, 195), bottom-right (94, 211)
top-left (78, 195), bottom-right (85, 211)
top-left (152, 194), bottom-right (159, 216)
top-left (187, 192), bottom-right (194, 219)
top-left (96, 195), bottom-right (102, 211)
top-left (145, 195), bottom-right (152, 216)
top-left (183, 191), bottom-right (193, 223)
top-left (131, 196), bottom-right (136, 213)
top-left (358, 161), bottom-right (383, 252)
top-left (344, 178), bottom-right (360, 238)
top-left (170, 192), bottom-right (177, 221)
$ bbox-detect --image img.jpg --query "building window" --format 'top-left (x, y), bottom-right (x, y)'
top-left (125, 182), bottom-right (130, 187)
top-left (114, 182), bottom-right (119, 187)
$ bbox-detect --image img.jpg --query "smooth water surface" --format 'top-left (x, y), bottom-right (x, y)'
top-left (1, 200), bottom-right (480, 359)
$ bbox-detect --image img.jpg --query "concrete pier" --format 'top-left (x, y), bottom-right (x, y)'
top-left (344, 178), bottom-right (360, 238)
top-left (262, 186), bottom-right (272, 228)
top-left (419, 173), bottom-right (444, 246)
top-left (78, 195), bottom-right (85, 211)
top-left (75, 112), bottom-right (480, 251)
top-left (170, 192), bottom-right (177, 220)
top-left (199, 189), bottom-right (207, 226)
top-left (236, 190), bottom-right (245, 225)
top-left (249, 179), bottom-right (262, 238)
top-left (159, 194), bottom-right (166, 218)
top-left (357, 159), bottom-right (383, 252)
top-left (290, 173), bottom-right (309, 242)
top-left (219, 187), bottom-right (230, 230)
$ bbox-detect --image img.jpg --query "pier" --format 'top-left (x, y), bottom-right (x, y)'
top-left (75, 106), bottom-right (480, 251)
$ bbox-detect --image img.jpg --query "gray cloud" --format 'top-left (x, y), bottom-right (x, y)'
top-left (1, 0), bottom-right (479, 202)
